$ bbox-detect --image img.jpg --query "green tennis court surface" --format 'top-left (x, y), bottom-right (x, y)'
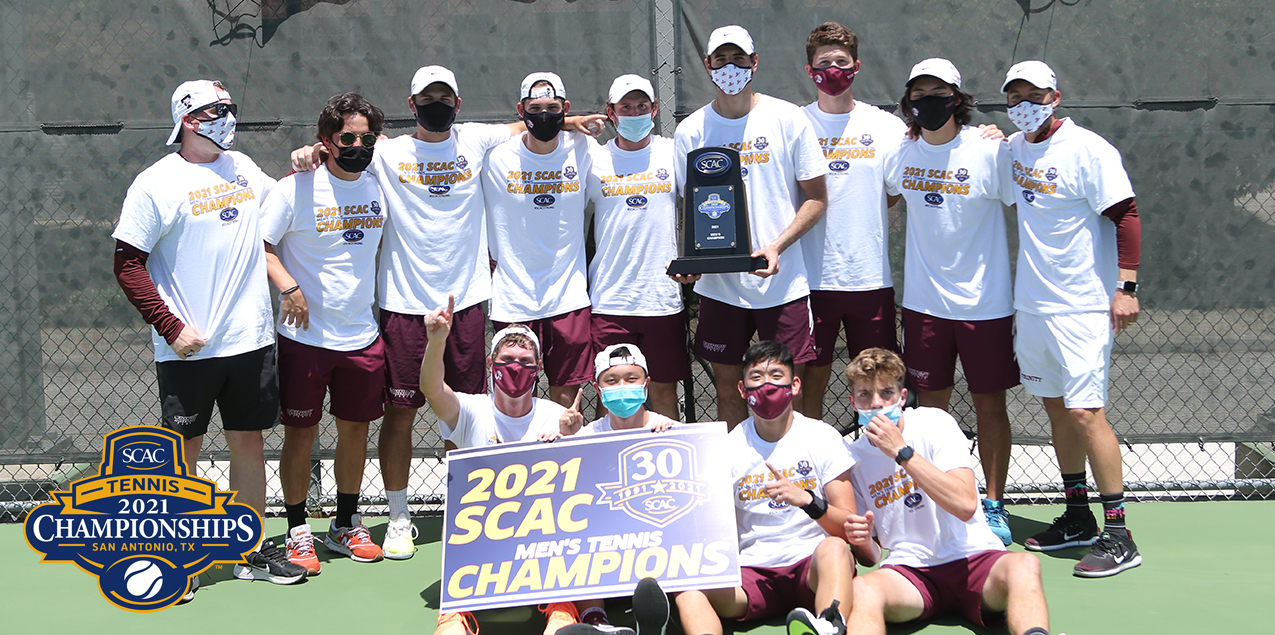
top-left (6, 500), bottom-right (1269, 633)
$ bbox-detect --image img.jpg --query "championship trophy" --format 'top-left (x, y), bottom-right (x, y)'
top-left (666, 147), bottom-right (767, 275)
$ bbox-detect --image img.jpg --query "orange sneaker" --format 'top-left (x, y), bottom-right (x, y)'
top-left (323, 513), bottom-right (384, 562)
top-left (285, 524), bottom-right (321, 576)
top-left (434, 611), bottom-right (478, 635)
top-left (540, 602), bottom-right (580, 635)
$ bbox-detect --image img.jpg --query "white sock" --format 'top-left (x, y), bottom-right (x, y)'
top-left (387, 488), bottom-right (409, 520)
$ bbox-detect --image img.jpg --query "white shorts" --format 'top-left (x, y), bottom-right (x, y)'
top-left (1013, 311), bottom-right (1111, 408)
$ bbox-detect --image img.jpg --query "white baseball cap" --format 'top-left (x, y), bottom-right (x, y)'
top-left (490, 325), bottom-right (541, 358)
top-left (166, 80), bottom-right (232, 146)
top-left (594, 343), bottom-right (649, 380)
top-left (607, 74), bottom-right (656, 104)
top-left (520, 72), bottom-right (567, 100)
top-left (907, 58), bottom-right (962, 88)
top-left (1002, 60), bottom-right (1057, 91)
top-left (705, 25), bottom-right (755, 57)
top-left (411, 65), bottom-right (459, 97)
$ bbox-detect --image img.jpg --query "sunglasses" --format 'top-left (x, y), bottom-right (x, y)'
top-left (339, 131), bottom-right (379, 148)
top-left (192, 103), bottom-right (238, 119)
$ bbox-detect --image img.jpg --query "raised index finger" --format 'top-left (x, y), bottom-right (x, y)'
top-left (765, 461), bottom-right (785, 480)
top-left (570, 387), bottom-right (582, 412)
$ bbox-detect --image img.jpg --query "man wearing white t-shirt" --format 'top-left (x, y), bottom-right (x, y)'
top-left (586, 75), bottom-right (688, 421)
top-left (797, 22), bottom-right (906, 421)
top-left (1002, 61), bottom-right (1142, 578)
top-left (484, 72), bottom-right (596, 410)
top-left (419, 297), bottom-right (579, 635)
top-left (562, 344), bottom-right (678, 437)
top-left (261, 93), bottom-right (389, 574)
top-left (674, 341), bottom-right (854, 635)
top-left (112, 80), bottom-right (305, 594)
top-left (883, 59), bottom-right (1019, 546)
top-left (673, 25), bottom-right (829, 427)
top-left (841, 348), bottom-right (1050, 635)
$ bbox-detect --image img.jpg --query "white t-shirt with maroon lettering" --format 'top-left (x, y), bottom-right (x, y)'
top-left (674, 95), bottom-right (828, 309)
top-left (260, 166), bottom-right (384, 351)
top-left (482, 131), bottom-right (594, 323)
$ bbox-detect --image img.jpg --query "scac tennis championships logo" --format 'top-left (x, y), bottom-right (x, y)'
top-left (596, 439), bottom-right (710, 528)
top-left (24, 426), bottom-right (263, 612)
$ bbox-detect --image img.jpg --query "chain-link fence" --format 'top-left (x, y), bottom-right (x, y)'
top-left (3, 0), bottom-right (1274, 521)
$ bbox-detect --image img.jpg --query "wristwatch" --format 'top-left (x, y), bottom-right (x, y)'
top-left (1116, 280), bottom-right (1138, 296)
top-left (895, 445), bottom-right (915, 465)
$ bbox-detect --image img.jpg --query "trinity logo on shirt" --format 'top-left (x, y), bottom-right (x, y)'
top-left (656, 168), bottom-right (669, 180)
top-left (564, 165), bottom-right (577, 180)
top-left (219, 207), bottom-right (239, 222)
top-left (955, 168), bottom-right (970, 182)
top-left (456, 155), bottom-right (469, 169)
top-left (1046, 167), bottom-right (1059, 181)
top-left (754, 136), bottom-right (769, 150)
top-left (860, 134), bottom-right (874, 146)
top-left (534, 194), bottom-right (556, 207)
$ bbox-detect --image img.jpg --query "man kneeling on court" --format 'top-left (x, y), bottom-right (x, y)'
top-left (842, 348), bottom-right (1051, 635)
top-left (674, 341), bottom-right (854, 635)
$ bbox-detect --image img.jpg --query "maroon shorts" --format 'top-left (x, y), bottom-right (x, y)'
top-left (277, 335), bottom-right (386, 427)
top-left (737, 556), bottom-right (817, 622)
top-left (695, 296), bottom-right (816, 366)
top-left (901, 309), bottom-right (1020, 394)
top-left (592, 312), bottom-right (691, 383)
top-left (809, 288), bottom-right (899, 367)
top-left (494, 306), bottom-right (593, 387)
top-left (381, 304), bottom-right (487, 409)
top-left (883, 550), bottom-right (1011, 630)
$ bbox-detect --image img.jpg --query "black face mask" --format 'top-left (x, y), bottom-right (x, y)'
top-left (524, 110), bottom-right (564, 142)
top-left (909, 94), bottom-right (958, 131)
top-left (333, 144), bottom-right (374, 173)
top-left (415, 100), bottom-right (457, 133)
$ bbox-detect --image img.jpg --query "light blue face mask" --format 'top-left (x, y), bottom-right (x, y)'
top-left (601, 384), bottom-right (647, 418)
top-left (615, 114), bottom-right (654, 143)
top-left (857, 399), bottom-right (903, 427)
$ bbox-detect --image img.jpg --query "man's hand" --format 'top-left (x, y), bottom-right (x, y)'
top-left (1111, 291), bottom-right (1139, 335)
top-left (425, 294), bottom-right (455, 342)
top-left (280, 289), bottom-right (310, 330)
top-left (536, 431), bottom-right (564, 442)
top-left (566, 114), bottom-right (607, 137)
top-left (844, 510), bottom-right (874, 546)
top-left (864, 415), bottom-right (906, 460)
top-left (171, 325), bottom-right (207, 359)
top-left (762, 461), bottom-right (814, 508)
top-left (560, 389), bottom-right (586, 436)
top-left (750, 245), bottom-right (779, 278)
top-left (290, 143), bottom-right (327, 172)
top-left (667, 262), bottom-right (702, 285)
top-left (649, 419), bottom-right (675, 433)
top-left (976, 123), bottom-right (1005, 140)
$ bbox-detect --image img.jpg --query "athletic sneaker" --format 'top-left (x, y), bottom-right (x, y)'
top-left (286, 524), bottom-right (322, 575)
top-left (556, 624), bottom-right (636, 635)
top-left (1073, 530), bottom-right (1142, 578)
top-left (982, 499), bottom-right (1013, 546)
top-left (382, 513), bottom-right (418, 560)
top-left (786, 599), bottom-right (846, 635)
top-left (178, 574), bottom-right (199, 604)
top-left (1024, 511), bottom-right (1099, 552)
top-left (325, 514), bottom-right (384, 562)
top-left (434, 611), bottom-right (479, 635)
top-left (540, 602), bottom-right (580, 635)
top-left (632, 577), bottom-right (670, 635)
top-left (234, 539), bottom-right (308, 584)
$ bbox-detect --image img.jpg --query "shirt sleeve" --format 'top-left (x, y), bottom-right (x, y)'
top-left (816, 424), bottom-right (855, 493)
top-left (672, 127), bottom-right (690, 193)
top-left (882, 140), bottom-right (905, 197)
top-left (450, 392), bottom-right (480, 449)
top-left (112, 179), bottom-right (167, 253)
top-left (919, 410), bottom-right (975, 473)
top-left (1082, 140), bottom-right (1136, 215)
top-left (258, 176), bottom-right (296, 245)
top-left (791, 114), bottom-right (830, 182)
top-left (995, 141), bottom-right (1017, 207)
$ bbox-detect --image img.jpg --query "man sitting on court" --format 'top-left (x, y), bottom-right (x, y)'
top-left (841, 348), bottom-right (1051, 635)
top-left (674, 341), bottom-right (855, 635)
top-left (561, 343), bottom-right (678, 438)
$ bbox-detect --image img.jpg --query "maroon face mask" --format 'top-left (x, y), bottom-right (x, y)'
top-left (810, 65), bottom-right (856, 97)
top-left (744, 382), bottom-right (794, 420)
top-left (492, 361), bottom-right (538, 398)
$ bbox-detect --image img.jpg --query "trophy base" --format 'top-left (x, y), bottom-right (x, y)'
top-left (666, 254), bottom-right (768, 275)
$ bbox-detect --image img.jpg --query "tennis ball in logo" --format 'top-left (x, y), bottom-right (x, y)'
top-left (124, 559), bottom-right (165, 600)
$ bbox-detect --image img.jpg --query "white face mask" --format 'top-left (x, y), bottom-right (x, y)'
top-left (195, 112), bottom-right (236, 150)
top-left (710, 63), bottom-right (753, 96)
top-left (1006, 99), bottom-right (1054, 133)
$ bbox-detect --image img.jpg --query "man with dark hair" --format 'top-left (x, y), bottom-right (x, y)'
top-left (261, 92), bottom-right (388, 574)
top-left (841, 348), bottom-right (1050, 635)
top-left (1002, 60), bottom-right (1142, 577)
top-left (797, 21), bottom-right (907, 421)
top-left (113, 79), bottom-right (305, 598)
top-left (674, 340), bottom-right (855, 635)
top-left (673, 25), bottom-right (829, 428)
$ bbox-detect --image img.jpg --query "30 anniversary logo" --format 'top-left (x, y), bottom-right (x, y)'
top-left (24, 426), bottom-right (263, 611)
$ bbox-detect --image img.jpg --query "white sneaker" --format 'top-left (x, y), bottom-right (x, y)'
top-left (382, 514), bottom-right (418, 560)
top-left (178, 574), bottom-right (199, 604)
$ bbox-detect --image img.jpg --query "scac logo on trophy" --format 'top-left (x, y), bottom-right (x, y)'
top-left (666, 147), bottom-right (767, 275)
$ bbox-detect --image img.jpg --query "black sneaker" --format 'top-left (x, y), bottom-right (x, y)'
top-left (786, 599), bottom-right (846, 635)
top-left (234, 539), bottom-right (308, 584)
top-left (1074, 530), bottom-right (1142, 578)
top-left (556, 624), bottom-right (635, 635)
top-left (1024, 511), bottom-right (1099, 552)
top-left (632, 577), bottom-right (670, 635)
